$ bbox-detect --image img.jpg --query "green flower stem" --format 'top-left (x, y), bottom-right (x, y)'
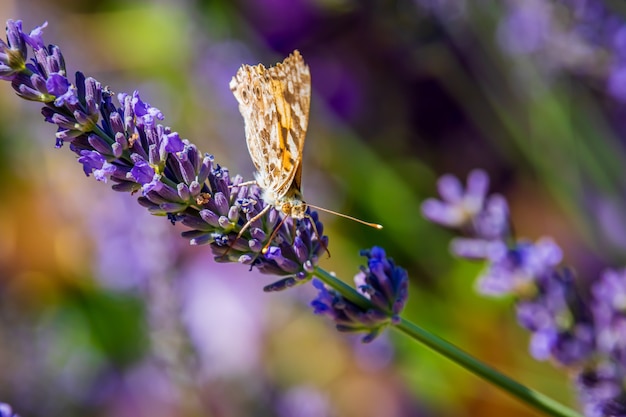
top-left (394, 319), bottom-right (583, 417)
top-left (312, 266), bottom-right (583, 417)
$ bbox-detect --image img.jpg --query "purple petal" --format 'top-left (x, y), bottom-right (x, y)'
top-left (23, 21), bottom-right (48, 49)
top-left (437, 174), bottom-right (463, 203)
top-left (130, 158), bottom-right (155, 184)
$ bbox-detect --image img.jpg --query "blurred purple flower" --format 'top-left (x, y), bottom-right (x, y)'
top-left (449, 237), bottom-right (504, 260)
top-left (422, 170), bottom-right (560, 297)
top-left (422, 168), bottom-right (626, 412)
top-left (474, 194), bottom-right (510, 240)
top-left (276, 386), bottom-right (332, 417)
top-left (497, 0), bottom-right (551, 55)
top-left (0, 403), bottom-right (18, 417)
top-left (352, 333), bottom-right (396, 371)
top-left (422, 169), bottom-right (509, 249)
top-left (579, 267), bottom-right (626, 416)
top-left (181, 259), bottom-right (268, 377)
top-left (592, 269), bottom-right (626, 355)
top-left (608, 65), bottom-right (626, 102)
top-left (423, 170), bottom-right (594, 366)
top-left (516, 269), bottom-right (594, 365)
top-left (577, 361), bottom-right (626, 417)
top-left (476, 238), bottom-right (562, 297)
top-left (421, 169), bottom-right (489, 228)
top-left (497, 0), bottom-right (626, 102)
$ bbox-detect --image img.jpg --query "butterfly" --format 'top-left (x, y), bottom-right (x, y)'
top-left (230, 50), bottom-right (310, 225)
top-left (229, 51), bottom-right (381, 252)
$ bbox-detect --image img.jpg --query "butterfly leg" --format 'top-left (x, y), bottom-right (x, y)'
top-left (229, 179), bottom-right (257, 189)
top-left (260, 214), bottom-right (289, 254)
top-left (305, 214), bottom-right (331, 258)
top-left (240, 214), bottom-right (288, 271)
top-left (220, 204), bottom-right (271, 258)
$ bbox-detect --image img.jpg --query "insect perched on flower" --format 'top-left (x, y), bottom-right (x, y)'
top-left (229, 50), bottom-right (382, 253)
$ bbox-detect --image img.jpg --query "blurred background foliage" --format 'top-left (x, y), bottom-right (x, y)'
top-left (2, 0), bottom-right (625, 415)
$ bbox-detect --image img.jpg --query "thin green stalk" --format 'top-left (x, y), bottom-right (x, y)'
top-left (395, 319), bottom-right (582, 417)
top-left (312, 266), bottom-right (583, 417)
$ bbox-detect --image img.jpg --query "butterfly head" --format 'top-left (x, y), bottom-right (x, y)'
top-left (278, 197), bottom-right (307, 220)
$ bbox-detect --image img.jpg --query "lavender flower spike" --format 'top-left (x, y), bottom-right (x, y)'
top-left (422, 168), bottom-right (626, 413)
top-left (0, 19), bottom-right (327, 281)
top-left (311, 247), bottom-right (408, 342)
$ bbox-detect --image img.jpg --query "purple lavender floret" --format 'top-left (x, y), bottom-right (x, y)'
top-left (577, 361), bottom-right (626, 417)
top-left (516, 268), bottom-right (595, 366)
top-left (421, 169), bottom-right (509, 241)
top-left (476, 237), bottom-right (562, 297)
top-left (591, 269), bottom-right (626, 356)
top-left (421, 169), bottom-right (489, 228)
top-left (574, 269), bottom-right (626, 416)
top-left (311, 247), bottom-right (408, 343)
top-left (0, 19), bottom-right (327, 280)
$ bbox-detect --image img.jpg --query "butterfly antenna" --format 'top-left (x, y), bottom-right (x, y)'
top-left (305, 203), bottom-right (383, 229)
